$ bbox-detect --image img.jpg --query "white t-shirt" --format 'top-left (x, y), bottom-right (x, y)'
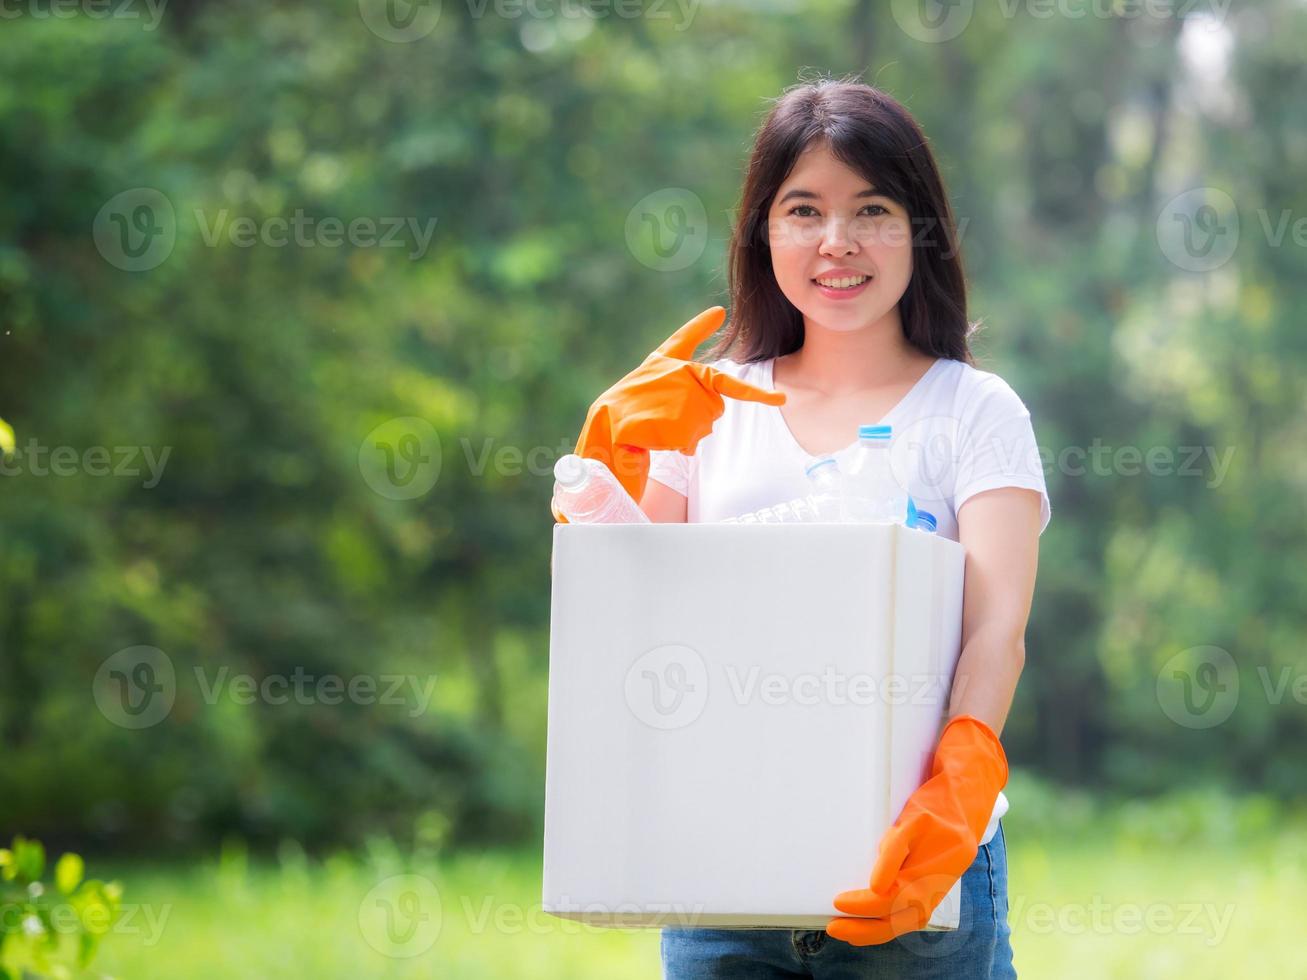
top-left (648, 354), bottom-right (1051, 846)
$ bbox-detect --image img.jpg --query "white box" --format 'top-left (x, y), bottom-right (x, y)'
top-left (542, 522), bottom-right (966, 931)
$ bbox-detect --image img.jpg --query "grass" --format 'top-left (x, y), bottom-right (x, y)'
top-left (78, 787), bottom-right (1305, 979)
top-left (92, 841), bottom-right (662, 980)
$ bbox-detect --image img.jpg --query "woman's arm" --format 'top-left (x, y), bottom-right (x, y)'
top-left (827, 484), bottom-right (1040, 945)
top-left (639, 478), bottom-right (688, 523)
top-left (948, 486), bottom-right (1043, 738)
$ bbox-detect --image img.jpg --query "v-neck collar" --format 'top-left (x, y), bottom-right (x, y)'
top-left (764, 356), bottom-right (945, 460)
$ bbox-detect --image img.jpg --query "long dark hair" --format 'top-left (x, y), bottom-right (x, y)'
top-left (705, 74), bottom-right (976, 366)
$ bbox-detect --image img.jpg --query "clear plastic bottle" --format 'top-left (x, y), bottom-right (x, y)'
top-left (839, 424), bottom-right (909, 524)
top-left (803, 456), bottom-right (844, 521)
top-left (720, 455), bottom-right (844, 524)
top-left (552, 454), bottom-right (650, 524)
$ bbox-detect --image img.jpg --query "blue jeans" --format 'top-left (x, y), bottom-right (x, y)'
top-left (661, 821), bottom-right (1016, 979)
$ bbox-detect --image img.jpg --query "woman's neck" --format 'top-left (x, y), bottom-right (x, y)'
top-left (778, 308), bottom-right (932, 396)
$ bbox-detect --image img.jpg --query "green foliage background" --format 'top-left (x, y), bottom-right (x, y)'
top-left (2, 0), bottom-right (1304, 861)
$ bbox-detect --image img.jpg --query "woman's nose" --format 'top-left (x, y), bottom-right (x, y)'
top-left (819, 217), bottom-right (857, 255)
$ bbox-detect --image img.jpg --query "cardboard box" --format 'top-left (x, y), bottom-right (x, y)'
top-left (542, 522), bottom-right (966, 931)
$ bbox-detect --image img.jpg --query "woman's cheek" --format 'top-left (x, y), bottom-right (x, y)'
top-left (776, 263), bottom-right (808, 305)
top-left (768, 236), bottom-right (812, 293)
top-left (769, 216), bottom-right (823, 252)
top-left (886, 215), bottom-right (914, 251)
top-left (858, 216), bottom-right (911, 252)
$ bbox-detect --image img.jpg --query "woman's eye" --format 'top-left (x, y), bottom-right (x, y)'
top-left (787, 204), bottom-right (889, 217)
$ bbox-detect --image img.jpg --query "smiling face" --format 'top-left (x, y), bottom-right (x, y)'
top-left (766, 140), bottom-right (914, 335)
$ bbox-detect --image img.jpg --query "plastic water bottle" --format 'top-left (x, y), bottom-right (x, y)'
top-left (552, 454), bottom-right (650, 524)
top-left (840, 424), bottom-right (909, 524)
top-left (721, 455), bottom-right (844, 524)
top-left (803, 456), bottom-right (844, 521)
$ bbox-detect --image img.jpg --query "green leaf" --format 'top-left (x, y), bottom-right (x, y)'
top-left (0, 418), bottom-right (13, 456)
top-left (54, 854), bottom-right (83, 895)
top-left (10, 838), bottom-right (43, 883)
top-left (78, 930), bottom-right (99, 969)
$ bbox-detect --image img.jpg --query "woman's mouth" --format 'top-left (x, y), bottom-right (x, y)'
top-left (812, 274), bottom-right (871, 300)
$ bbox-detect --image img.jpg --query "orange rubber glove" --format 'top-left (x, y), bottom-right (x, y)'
top-left (826, 714), bottom-right (1009, 946)
top-left (553, 306), bottom-right (785, 523)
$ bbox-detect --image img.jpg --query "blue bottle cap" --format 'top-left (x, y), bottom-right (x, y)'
top-left (916, 511), bottom-right (937, 532)
top-left (857, 424), bottom-right (892, 439)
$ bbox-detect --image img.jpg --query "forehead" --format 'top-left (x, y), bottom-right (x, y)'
top-left (778, 142), bottom-right (873, 190)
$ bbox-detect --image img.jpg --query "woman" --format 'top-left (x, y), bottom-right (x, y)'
top-left (557, 76), bottom-right (1048, 978)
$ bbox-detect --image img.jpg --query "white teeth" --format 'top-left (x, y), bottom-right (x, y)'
top-left (816, 275), bottom-right (869, 289)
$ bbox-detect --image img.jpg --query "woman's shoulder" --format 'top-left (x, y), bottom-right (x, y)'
top-left (932, 356), bottom-right (1021, 393)
top-left (931, 358), bottom-right (1034, 421)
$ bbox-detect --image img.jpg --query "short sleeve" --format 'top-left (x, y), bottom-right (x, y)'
top-left (953, 378), bottom-right (1051, 534)
top-left (648, 449), bottom-right (693, 497)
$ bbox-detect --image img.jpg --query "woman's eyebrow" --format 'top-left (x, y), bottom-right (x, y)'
top-left (776, 187), bottom-right (880, 204)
